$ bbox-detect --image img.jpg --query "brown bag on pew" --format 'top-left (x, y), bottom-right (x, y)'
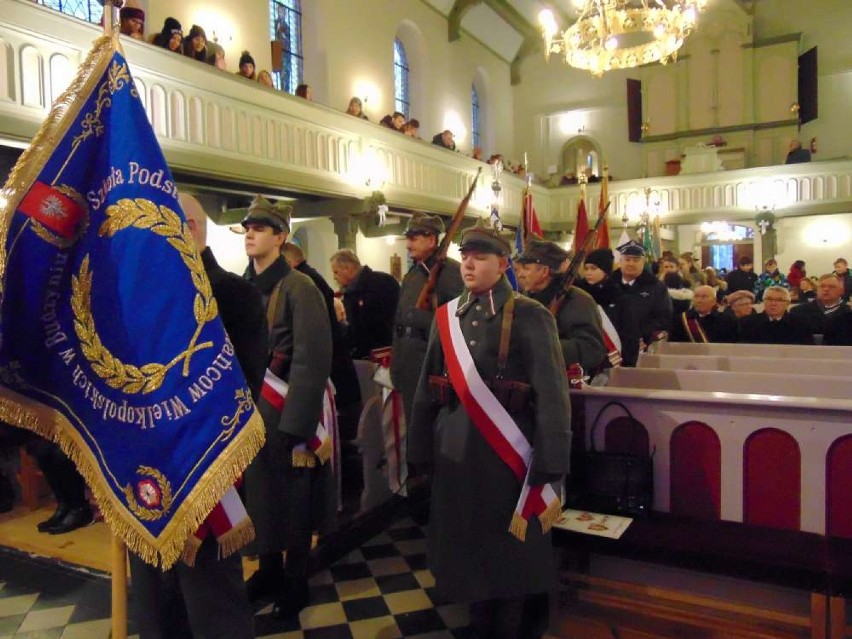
top-left (578, 401), bottom-right (654, 518)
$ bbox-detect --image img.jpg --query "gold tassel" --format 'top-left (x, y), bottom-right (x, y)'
top-left (313, 438), bottom-right (332, 465)
top-left (509, 512), bottom-right (528, 542)
top-left (180, 536), bottom-right (203, 568)
top-left (292, 449), bottom-right (317, 468)
top-left (538, 498), bottom-right (563, 535)
top-left (216, 519), bottom-right (256, 560)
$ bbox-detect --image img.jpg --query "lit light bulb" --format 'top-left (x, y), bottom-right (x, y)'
top-left (605, 35), bottom-right (618, 50)
top-left (653, 23), bottom-right (666, 39)
top-left (538, 10), bottom-right (558, 37)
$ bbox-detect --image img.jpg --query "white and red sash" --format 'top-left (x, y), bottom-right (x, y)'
top-left (260, 369), bottom-right (339, 474)
top-left (370, 347), bottom-right (407, 495)
top-left (436, 298), bottom-right (562, 542)
top-left (598, 306), bottom-right (622, 367)
top-left (182, 482), bottom-right (253, 566)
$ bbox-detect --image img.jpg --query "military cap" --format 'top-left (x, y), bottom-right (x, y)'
top-left (617, 239), bottom-right (646, 258)
top-left (405, 213), bottom-right (445, 237)
top-left (459, 218), bottom-right (513, 255)
top-left (515, 236), bottom-right (569, 271)
top-left (241, 195), bottom-right (291, 233)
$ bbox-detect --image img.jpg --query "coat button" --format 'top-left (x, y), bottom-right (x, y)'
top-left (475, 305), bottom-right (482, 311)
top-left (471, 320), bottom-right (479, 327)
top-left (469, 339), bottom-right (477, 346)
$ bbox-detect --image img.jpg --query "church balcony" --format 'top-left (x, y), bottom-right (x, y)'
top-left (1, 0), bottom-right (851, 231)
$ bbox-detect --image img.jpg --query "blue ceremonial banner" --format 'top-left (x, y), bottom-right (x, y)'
top-left (0, 36), bottom-right (264, 567)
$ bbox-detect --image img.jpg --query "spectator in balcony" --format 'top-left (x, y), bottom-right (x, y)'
top-left (346, 97), bottom-right (369, 120)
top-left (204, 41), bottom-right (226, 69)
top-left (119, 6), bottom-right (145, 40)
top-left (183, 25), bottom-right (208, 63)
top-left (785, 139), bottom-right (811, 164)
top-left (237, 51), bottom-right (256, 80)
top-left (471, 147), bottom-right (483, 161)
top-left (833, 257), bottom-right (852, 301)
top-left (432, 130), bottom-right (457, 151)
top-left (754, 258), bottom-right (789, 302)
top-left (152, 17), bottom-right (182, 53)
top-left (560, 170), bottom-right (578, 186)
top-left (725, 255), bottom-right (757, 294)
top-left (402, 119), bottom-right (420, 138)
top-left (257, 70), bottom-right (274, 88)
top-left (295, 84), bottom-right (313, 100)
top-left (724, 290), bottom-right (756, 320)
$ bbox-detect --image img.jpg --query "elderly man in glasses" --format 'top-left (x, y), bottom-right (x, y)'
top-left (738, 285), bottom-right (814, 345)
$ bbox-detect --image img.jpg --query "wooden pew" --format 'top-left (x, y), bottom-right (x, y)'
top-left (555, 358), bottom-right (852, 639)
top-left (638, 353), bottom-right (852, 377)
top-left (657, 341), bottom-right (852, 359)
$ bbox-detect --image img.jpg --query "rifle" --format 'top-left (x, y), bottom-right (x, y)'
top-left (415, 167), bottom-right (482, 310)
top-left (548, 202), bottom-right (610, 315)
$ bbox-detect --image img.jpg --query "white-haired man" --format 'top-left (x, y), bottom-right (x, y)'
top-left (739, 285), bottom-right (813, 344)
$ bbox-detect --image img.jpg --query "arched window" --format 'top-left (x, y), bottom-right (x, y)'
top-left (471, 84), bottom-right (481, 150)
top-left (37, 0), bottom-right (103, 24)
top-left (393, 38), bottom-right (410, 119)
top-left (269, 0), bottom-right (304, 94)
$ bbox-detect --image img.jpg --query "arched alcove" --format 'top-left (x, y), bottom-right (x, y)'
top-left (472, 66), bottom-right (492, 156)
top-left (743, 428), bottom-right (801, 530)
top-left (20, 45), bottom-right (43, 108)
top-left (559, 135), bottom-right (604, 179)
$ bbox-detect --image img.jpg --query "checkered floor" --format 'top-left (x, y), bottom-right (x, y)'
top-left (0, 517), bottom-right (475, 638)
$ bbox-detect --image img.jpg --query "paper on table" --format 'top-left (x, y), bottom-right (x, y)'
top-left (553, 509), bottom-right (633, 539)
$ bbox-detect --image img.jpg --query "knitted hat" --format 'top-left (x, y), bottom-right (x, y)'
top-left (187, 24), bottom-right (207, 42)
top-left (162, 17), bottom-right (182, 37)
top-left (239, 51), bottom-right (255, 68)
top-left (584, 248), bottom-right (614, 274)
top-left (120, 7), bottom-right (145, 22)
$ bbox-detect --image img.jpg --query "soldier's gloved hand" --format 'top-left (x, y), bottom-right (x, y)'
top-left (529, 471), bottom-right (564, 487)
top-left (279, 433), bottom-right (307, 452)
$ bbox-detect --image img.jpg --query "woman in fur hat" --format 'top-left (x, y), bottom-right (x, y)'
top-left (183, 25), bottom-right (208, 63)
top-left (152, 17), bottom-right (182, 53)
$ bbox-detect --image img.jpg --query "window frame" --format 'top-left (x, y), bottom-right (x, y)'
top-left (393, 38), bottom-right (410, 119)
top-left (269, 0), bottom-right (304, 94)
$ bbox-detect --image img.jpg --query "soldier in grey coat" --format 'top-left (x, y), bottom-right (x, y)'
top-left (409, 221), bottom-right (571, 639)
top-left (241, 196), bottom-right (333, 620)
top-left (391, 212), bottom-right (463, 425)
top-left (515, 237), bottom-right (607, 375)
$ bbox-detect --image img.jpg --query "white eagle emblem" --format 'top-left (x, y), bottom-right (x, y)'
top-left (40, 195), bottom-right (67, 220)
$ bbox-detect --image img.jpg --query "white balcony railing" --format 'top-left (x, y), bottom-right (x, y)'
top-left (2, 0), bottom-right (851, 229)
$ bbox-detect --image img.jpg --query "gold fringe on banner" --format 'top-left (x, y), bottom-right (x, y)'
top-left (509, 512), bottom-right (528, 542)
top-left (292, 449), bottom-right (317, 468)
top-left (217, 519), bottom-right (256, 560)
top-left (538, 498), bottom-right (563, 535)
top-left (313, 438), bottom-right (332, 465)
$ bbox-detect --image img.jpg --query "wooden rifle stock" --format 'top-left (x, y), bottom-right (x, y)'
top-left (548, 202), bottom-right (611, 315)
top-left (415, 167), bottom-right (482, 310)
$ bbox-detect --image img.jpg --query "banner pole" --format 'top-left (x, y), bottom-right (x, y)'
top-left (111, 535), bottom-right (128, 639)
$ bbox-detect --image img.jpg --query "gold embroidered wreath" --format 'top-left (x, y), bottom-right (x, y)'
top-left (71, 198), bottom-right (218, 395)
top-left (122, 465), bottom-right (173, 521)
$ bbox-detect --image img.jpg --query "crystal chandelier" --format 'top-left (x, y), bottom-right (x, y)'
top-left (539, 0), bottom-right (708, 77)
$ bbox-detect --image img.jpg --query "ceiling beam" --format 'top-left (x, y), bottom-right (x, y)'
top-left (485, 0), bottom-right (543, 85)
top-left (448, 0), bottom-right (483, 42)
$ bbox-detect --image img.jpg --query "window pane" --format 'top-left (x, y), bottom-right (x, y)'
top-left (269, 0), bottom-right (304, 94)
top-left (37, 0), bottom-right (103, 24)
top-left (393, 38), bottom-right (410, 119)
top-left (471, 85), bottom-right (480, 149)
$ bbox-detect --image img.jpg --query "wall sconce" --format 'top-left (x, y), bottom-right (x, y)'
top-left (640, 121), bottom-right (650, 136)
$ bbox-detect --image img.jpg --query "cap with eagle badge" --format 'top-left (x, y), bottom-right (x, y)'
top-left (404, 212), bottom-right (445, 237)
top-left (459, 218), bottom-right (513, 256)
top-left (616, 239), bottom-right (646, 258)
top-left (515, 237), bottom-right (569, 271)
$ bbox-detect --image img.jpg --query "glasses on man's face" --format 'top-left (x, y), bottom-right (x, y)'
top-left (764, 297), bottom-right (788, 303)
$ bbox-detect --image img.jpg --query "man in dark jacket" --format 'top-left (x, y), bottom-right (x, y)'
top-left (391, 213), bottom-right (463, 425)
top-left (409, 220), bottom-right (571, 639)
top-left (725, 255), bottom-right (757, 294)
top-left (833, 258), bottom-right (852, 302)
top-left (790, 273), bottom-right (851, 336)
top-left (515, 237), bottom-right (606, 374)
top-left (332, 249), bottom-right (400, 359)
top-left (739, 286), bottom-right (814, 344)
top-left (612, 240), bottom-right (673, 366)
top-left (671, 285), bottom-right (738, 343)
top-left (128, 193), bottom-right (267, 639)
top-left (242, 196), bottom-right (333, 620)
